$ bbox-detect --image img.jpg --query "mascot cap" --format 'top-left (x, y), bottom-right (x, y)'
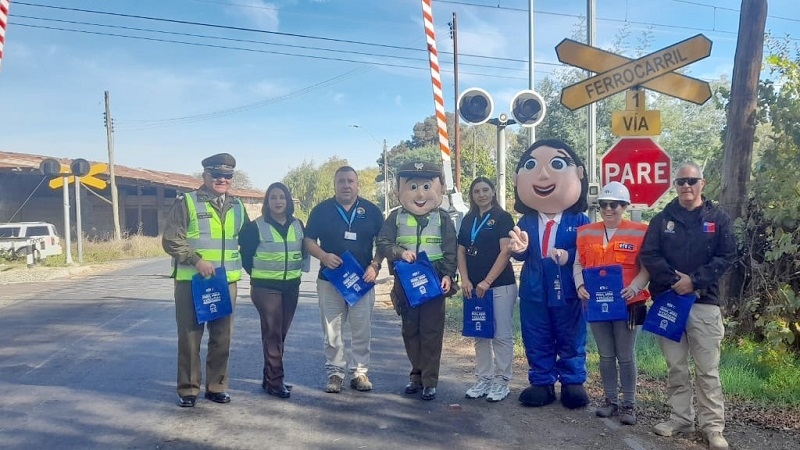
top-left (397, 161), bottom-right (442, 179)
top-left (202, 153), bottom-right (236, 174)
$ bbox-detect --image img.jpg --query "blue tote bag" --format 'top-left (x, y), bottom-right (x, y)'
top-left (191, 267), bottom-right (233, 324)
top-left (322, 250), bottom-right (375, 306)
top-left (583, 265), bottom-right (628, 322)
top-left (643, 290), bottom-right (697, 342)
top-left (393, 251), bottom-right (444, 308)
top-left (462, 290), bottom-right (494, 338)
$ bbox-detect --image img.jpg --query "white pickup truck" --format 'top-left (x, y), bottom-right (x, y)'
top-left (0, 222), bottom-right (64, 261)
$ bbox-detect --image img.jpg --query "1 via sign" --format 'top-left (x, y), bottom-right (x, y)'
top-left (611, 89), bottom-right (662, 136)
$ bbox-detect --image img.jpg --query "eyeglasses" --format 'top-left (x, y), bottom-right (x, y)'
top-left (208, 172), bottom-right (233, 180)
top-left (598, 201), bottom-right (624, 209)
top-left (674, 177), bottom-right (701, 186)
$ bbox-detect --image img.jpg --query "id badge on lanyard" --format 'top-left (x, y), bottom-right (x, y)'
top-left (467, 213), bottom-right (491, 257)
top-left (337, 201), bottom-right (359, 241)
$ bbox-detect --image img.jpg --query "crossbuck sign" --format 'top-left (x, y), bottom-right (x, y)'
top-left (558, 34), bottom-right (713, 111)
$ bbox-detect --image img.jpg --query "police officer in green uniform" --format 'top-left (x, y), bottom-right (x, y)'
top-left (162, 153), bottom-right (249, 407)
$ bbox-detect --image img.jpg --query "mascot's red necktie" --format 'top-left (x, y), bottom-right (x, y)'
top-left (542, 220), bottom-right (555, 257)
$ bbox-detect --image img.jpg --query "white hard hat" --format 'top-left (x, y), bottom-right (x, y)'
top-left (598, 181), bottom-right (631, 204)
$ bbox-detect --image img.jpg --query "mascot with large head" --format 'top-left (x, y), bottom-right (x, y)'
top-left (375, 161), bottom-right (458, 401)
top-left (508, 139), bottom-right (591, 408)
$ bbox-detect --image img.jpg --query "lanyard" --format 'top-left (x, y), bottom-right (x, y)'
top-left (336, 200), bottom-right (359, 230)
top-left (470, 213), bottom-right (491, 245)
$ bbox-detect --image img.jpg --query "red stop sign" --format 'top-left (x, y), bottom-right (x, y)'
top-left (601, 137), bottom-right (672, 208)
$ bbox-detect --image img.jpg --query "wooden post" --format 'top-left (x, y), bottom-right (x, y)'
top-left (719, 0), bottom-right (767, 303)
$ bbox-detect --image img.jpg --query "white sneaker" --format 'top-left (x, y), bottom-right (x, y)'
top-left (486, 381), bottom-right (510, 402)
top-left (465, 378), bottom-right (492, 399)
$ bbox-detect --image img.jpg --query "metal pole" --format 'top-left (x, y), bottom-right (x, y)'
top-left (62, 178), bottom-right (73, 265)
top-left (528, 0), bottom-right (536, 145)
top-left (497, 124), bottom-right (507, 210)
top-left (452, 12), bottom-right (461, 191)
top-left (105, 91), bottom-right (122, 240)
top-left (587, 0), bottom-right (598, 222)
top-left (383, 139), bottom-right (389, 217)
top-left (75, 178), bottom-right (83, 263)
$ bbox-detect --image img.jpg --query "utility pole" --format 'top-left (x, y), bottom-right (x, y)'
top-left (488, 115), bottom-right (516, 209)
top-left (528, 0), bottom-right (536, 145)
top-left (720, 0), bottom-right (767, 302)
top-left (382, 138), bottom-right (389, 216)
top-left (104, 91), bottom-right (122, 240)
top-left (587, 0), bottom-right (598, 223)
top-left (451, 13), bottom-right (461, 191)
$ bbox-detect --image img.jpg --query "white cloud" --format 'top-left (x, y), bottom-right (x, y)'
top-left (395, 95), bottom-right (403, 107)
top-left (226, 0), bottom-right (280, 31)
top-left (333, 92), bottom-right (345, 104)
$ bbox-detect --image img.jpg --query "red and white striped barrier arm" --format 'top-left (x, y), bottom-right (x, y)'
top-left (421, 0), bottom-right (454, 191)
top-left (0, 0), bottom-right (10, 71)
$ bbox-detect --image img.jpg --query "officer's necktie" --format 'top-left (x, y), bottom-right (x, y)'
top-left (541, 220), bottom-right (555, 257)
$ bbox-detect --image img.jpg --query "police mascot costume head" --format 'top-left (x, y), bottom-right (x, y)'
top-left (511, 139), bottom-right (591, 409)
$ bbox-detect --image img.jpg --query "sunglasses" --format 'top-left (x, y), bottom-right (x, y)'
top-left (598, 201), bottom-right (624, 209)
top-left (208, 172), bottom-right (233, 180)
top-left (674, 177), bottom-right (701, 186)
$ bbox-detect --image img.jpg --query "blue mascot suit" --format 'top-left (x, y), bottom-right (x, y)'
top-left (510, 139), bottom-right (591, 409)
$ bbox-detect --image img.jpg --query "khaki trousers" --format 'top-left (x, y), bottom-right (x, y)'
top-left (174, 280), bottom-right (237, 397)
top-left (317, 279), bottom-right (375, 377)
top-left (658, 303), bottom-right (725, 432)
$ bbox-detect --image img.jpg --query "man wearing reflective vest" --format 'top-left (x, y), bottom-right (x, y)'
top-left (162, 152), bottom-right (249, 408)
top-left (376, 161), bottom-right (458, 401)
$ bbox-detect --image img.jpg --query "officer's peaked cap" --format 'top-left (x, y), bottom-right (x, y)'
top-left (202, 153), bottom-right (236, 174)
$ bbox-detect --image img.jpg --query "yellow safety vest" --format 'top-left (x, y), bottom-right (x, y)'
top-left (252, 217), bottom-right (303, 281)
top-left (395, 210), bottom-right (443, 261)
top-left (175, 191), bottom-right (244, 282)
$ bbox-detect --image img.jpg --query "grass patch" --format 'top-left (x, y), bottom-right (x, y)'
top-left (42, 234), bottom-right (164, 266)
top-left (444, 297), bottom-right (800, 407)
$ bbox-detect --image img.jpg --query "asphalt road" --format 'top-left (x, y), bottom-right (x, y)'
top-left (0, 258), bottom-right (687, 450)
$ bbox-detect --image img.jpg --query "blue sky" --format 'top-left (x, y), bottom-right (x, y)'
top-left (0, 0), bottom-right (798, 190)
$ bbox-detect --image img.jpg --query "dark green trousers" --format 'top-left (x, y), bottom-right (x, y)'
top-left (174, 280), bottom-right (237, 397)
top-left (397, 286), bottom-right (446, 388)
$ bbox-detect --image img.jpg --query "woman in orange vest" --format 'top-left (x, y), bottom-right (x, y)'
top-left (573, 181), bottom-right (649, 426)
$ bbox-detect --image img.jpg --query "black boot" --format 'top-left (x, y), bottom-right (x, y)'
top-left (518, 384), bottom-right (556, 407)
top-left (560, 384), bottom-right (589, 409)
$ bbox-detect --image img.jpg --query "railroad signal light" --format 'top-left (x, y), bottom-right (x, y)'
top-left (510, 90), bottom-right (546, 127)
top-left (457, 87), bottom-right (494, 125)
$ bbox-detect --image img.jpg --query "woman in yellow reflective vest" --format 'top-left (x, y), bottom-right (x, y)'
top-left (239, 182), bottom-right (307, 399)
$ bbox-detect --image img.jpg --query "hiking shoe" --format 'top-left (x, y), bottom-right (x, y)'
top-left (486, 381), bottom-right (510, 402)
top-left (595, 398), bottom-right (618, 418)
top-left (324, 375), bottom-right (343, 393)
top-left (465, 378), bottom-right (492, 399)
top-left (619, 403), bottom-right (636, 425)
top-left (704, 431), bottom-right (729, 450)
top-left (653, 419), bottom-right (695, 437)
top-left (350, 374), bottom-right (373, 392)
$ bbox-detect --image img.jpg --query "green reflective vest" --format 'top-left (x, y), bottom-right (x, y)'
top-left (175, 191), bottom-right (245, 282)
top-left (395, 210), bottom-right (443, 261)
top-left (251, 217), bottom-right (303, 281)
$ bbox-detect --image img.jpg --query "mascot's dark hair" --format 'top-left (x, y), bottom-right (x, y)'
top-left (513, 139), bottom-right (589, 215)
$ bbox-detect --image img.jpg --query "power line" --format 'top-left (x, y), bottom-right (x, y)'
top-left (433, 0), bottom-right (800, 40)
top-left (13, 14), bottom-right (559, 72)
top-left (670, 0), bottom-right (800, 24)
